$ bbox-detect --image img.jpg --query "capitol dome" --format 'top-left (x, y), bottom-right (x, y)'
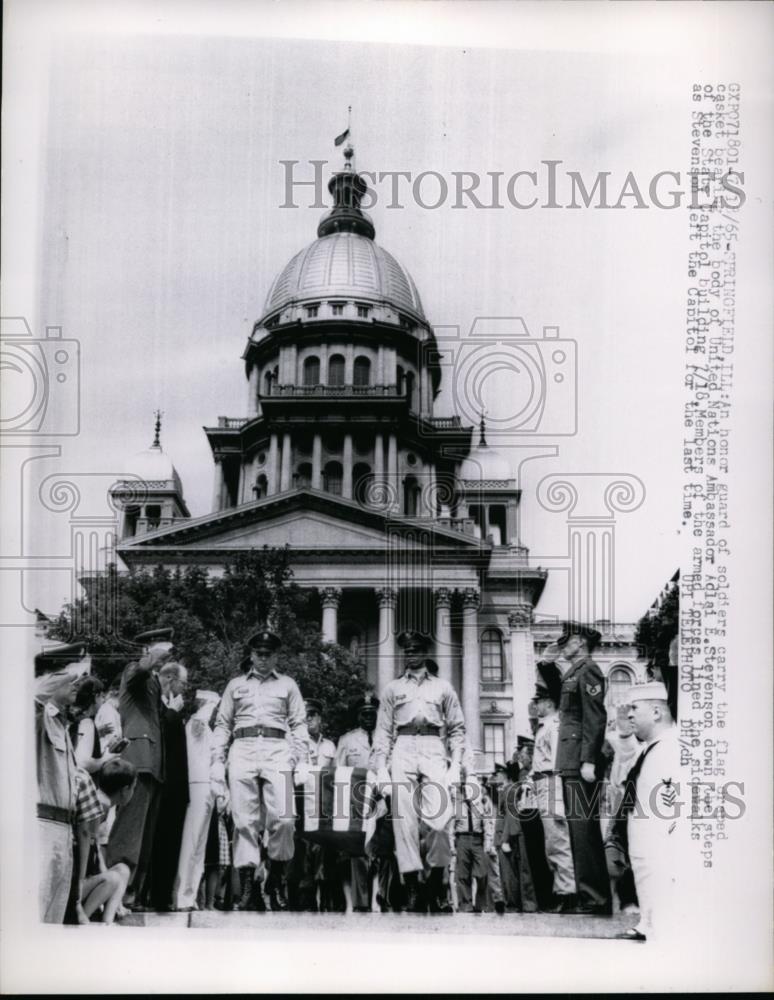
top-left (457, 420), bottom-right (514, 482)
top-left (263, 231), bottom-right (425, 322)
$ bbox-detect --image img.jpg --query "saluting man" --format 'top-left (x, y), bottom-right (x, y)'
top-left (372, 632), bottom-right (466, 913)
top-left (34, 642), bottom-right (89, 923)
top-left (211, 629), bottom-right (309, 911)
top-left (542, 621), bottom-right (612, 914)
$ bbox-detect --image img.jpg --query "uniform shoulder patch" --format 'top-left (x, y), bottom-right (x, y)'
top-left (585, 682), bottom-right (602, 696)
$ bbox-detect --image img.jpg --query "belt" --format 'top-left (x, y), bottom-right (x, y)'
top-left (234, 725), bottom-right (286, 740)
top-left (37, 803), bottom-right (73, 824)
top-left (396, 724), bottom-right (441, 737)
top-left (456, 830), bottom-right (484, 839)
top-left (532, 771), bottom-right (556, 779)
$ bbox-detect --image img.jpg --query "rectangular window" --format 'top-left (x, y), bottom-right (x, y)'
top-left (357, 305), bottom-right (370, 318)
top-left (483, 723), bottom-right (506, 770)
top-left (331, 303), bottom-right (344, 317)
top-left (306, 305), bottom-right (319, 318)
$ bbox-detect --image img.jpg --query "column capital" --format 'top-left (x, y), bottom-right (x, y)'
top-left (460, 587), bottom-right (480, 609)
top-left (508, 604), bottom-right (534, 631)
top-left (434, 586), bottom-right (453, 608)
top-left (319, 586), bottom-right (342, 609)
top-left (375, 586), bottom-right (398, 608)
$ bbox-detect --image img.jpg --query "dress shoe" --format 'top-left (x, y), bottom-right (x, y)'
top-left (615, 928), bottom-right (646, 942)
top-left (403, 873), bottom-right (425, 914)
top-left (494, 900), bottom-right (506, 915)
top-left (549, 893), bottom-right (577, 914)
top-left (266, 861), bottom-right (289, 912)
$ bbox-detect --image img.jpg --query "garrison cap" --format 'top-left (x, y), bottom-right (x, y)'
top-left (629, 681), bottom-right (670, 703)
top-left (34, 642), bottom-right (87, 677)
top-left (556, 621), bottom-right (602, 650)
top-left (397, 630), bottom-right (430, 651)
top-left (134, 627), bottom-right (174, 646)
top-left (516, 734), bottom-right (535, 750)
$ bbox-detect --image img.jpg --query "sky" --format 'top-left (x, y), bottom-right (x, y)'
top-left (5, 18), bottom-right (756, 621)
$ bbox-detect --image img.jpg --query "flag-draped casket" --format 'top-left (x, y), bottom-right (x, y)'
top-left (300, 766), bottom-right (381, 855)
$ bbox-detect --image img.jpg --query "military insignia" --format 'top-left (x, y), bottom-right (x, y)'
top-left (585, 683), bottom-right (601, 696)
top-left (234, 686), bottom-right (249, 699)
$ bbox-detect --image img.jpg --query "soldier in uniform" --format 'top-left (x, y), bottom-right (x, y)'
top-left (542, 621), bottom-right (612, 914)
top-left (34, 642), bottom-right (88, 923)
top-left (336, 693), bottom-right (382, 912)
top-left (211, 628), bottom-right (309, 911)
top-left (372, 632), bottom-right (466, 913)
top-left (106, 626), bottom-right (172, 910)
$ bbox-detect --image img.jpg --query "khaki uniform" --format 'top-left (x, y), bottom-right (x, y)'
top-left (335, 726), bottom-right (382, 910)
top-left (372, 667), bottom-right (465, 875)
top-left (211, 669), bottom-right (308, 866)
top-left (36, 699), bottom-right (77, 923)
top-left (174, 709), bottom-right (216, 909)
top-left (532, 713), bottom-right (576, 896)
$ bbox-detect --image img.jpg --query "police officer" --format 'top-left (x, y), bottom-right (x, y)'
top-left (34, 642), bottom-right (88, 922)
top-left (336, 693), bottom-right (381, 912)
top-left (372, 632), bottom-right (466, 913)
top-left (542, 621), bottom-right (611, 914)
top-left (211, 628), bottom-right (309, 911)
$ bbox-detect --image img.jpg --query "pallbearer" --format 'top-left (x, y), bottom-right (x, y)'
top-left (211, 628), bottom-right (309, 911)
top-left (372, 632), bottom-right (466, 913)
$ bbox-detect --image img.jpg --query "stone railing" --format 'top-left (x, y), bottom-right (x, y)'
top-left (265, 384), bottom-right (400, 398)
top-left (426, 415), bottom-right (462, 430)
top-left (216, 416), bottom-right (250, 429)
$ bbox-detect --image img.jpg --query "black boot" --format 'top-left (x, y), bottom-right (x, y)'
top-left (266, 860), bottom-right (289, 912)
top-left (403, 872), bottom-right (425, 914)
top-left (248, 873), bottom-right (267, 913)
top-left (233, 866), bottom-right (254, 911)
top-left (426, 867), bottom-right (452, 914)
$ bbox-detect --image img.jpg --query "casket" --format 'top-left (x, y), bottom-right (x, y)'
top-left (300, 765), bottom-right (380, 855)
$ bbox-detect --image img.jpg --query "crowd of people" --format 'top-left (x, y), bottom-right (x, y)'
top-left (34, 621), bottom-right (679, 940)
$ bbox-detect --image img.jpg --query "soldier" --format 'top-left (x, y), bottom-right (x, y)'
top-left (372, 633), bottom-right (466, 913)
top-left (542, 621), bottom-right (612, 914)
top-left (106, 626), bottom-right (173, 910)
top-left (34, 642), bottom-right (88, 923)
top-left (305, 698), bottom-right (336, 767)
top-left (211, 628), bottom-right (309, 911)
top-left (336, 693), bottom-right (382, 912)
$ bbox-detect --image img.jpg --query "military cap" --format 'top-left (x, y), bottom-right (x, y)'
top-left (556, 620), bottom-right (602, 651)
top-left (534, 660), bottom-right (562, 706)
top-left (305, 697), bottom-right (324, 716)
top-left (515, 734), bottom-right (535, 750)
top-left (244, 628), bottom-right (281, 652)
top-left (629, 681), bottom-right (669, 703)
top-left (397, 630), bottom-right (430, 651)
top-left (350, 692), bottom-right (380, 716)
top-left (34, 642), bottom-right (87, 678)
top-left (134, 626), bottom-right (174, 646)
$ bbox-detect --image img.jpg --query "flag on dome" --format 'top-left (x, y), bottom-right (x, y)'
top-left (334, 127), bottom-right (350, 147)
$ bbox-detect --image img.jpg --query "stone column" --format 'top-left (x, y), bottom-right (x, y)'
top-left (377, 345), bottom-right (385, 385)
top-left (280, 432), bottom-right (292, 491)
top-left (268, 434), bottom-right (279, 495)
top-left (461, 587), bottom-right (481, 750)
top-left (508, 604), bottom-right (536, 743)
top-left (312, 433), bottom-right (322, 490)
top-left (211, 457), bottom-right (224, 511)
top-left (375, 587), bottom-right (398, 693)
top-left (387, 434), bottom-right (398, 511)
top-left (434, 587), bottom-right (453, 684)
top-left (345, 343), bottom-right (354, 384)
top-left (420, 367), bottom-right (429, 417)
top-left (320, 587), bottom-right (342, 644)
top-left (247, 366), bottom-right (259, 418)
top-left (343, 433), bottom-right (353, 499)
top-left (424, 462), bottom-right (437, 517)
top-left (373, 433), bottom-right (384, 505)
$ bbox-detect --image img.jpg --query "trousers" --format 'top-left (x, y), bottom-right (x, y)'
top-left (390, 735), bottom-right (453, 874)
top-left (535, 775), bottom-right (576, 895)
top-left (173, 783), bottom-right (214, 909)
top-left (39, 818), bottom-right (73, 923)
top-left (455, 833), bottom-right (487, 911)
top-left (106, 773), bottom-right (162, 902)
top-left (228, 737), bottom-right (294, 866)
top-left (562, 774), bottom-right (611, 909)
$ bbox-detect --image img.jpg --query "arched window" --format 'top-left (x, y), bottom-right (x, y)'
top-left (294, 463), bottom-right (312, 489)
top-left (323, 461), bottom-right (343, 496)
top-left (253, 474), bottom-right (268, 500)
top-left (403, 475), bottom-right (420, 516)
top-left (353, 463), bottom-right (373, 506)
top-left (303, 356), bottom-right (320, 386)
top-left (481, 628), bottom-right (504, 682)
top-left (353, 356), bottom-right (371, 387)
top-left (608, 665), bottom-right (634, 707)
top-left (328, 354), bottom-right (345, 386)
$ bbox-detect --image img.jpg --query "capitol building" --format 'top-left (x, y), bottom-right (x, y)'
top-left (110, 143), bottom-right (646, 763)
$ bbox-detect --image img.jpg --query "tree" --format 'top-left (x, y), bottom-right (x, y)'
top-left (47, 547), bottom-right (368, 739)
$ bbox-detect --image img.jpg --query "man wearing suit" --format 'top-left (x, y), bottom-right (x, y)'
top-left (542, 621), bottom-right (611, 915)
top-left (106, 627), bottom-right (172, 910)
